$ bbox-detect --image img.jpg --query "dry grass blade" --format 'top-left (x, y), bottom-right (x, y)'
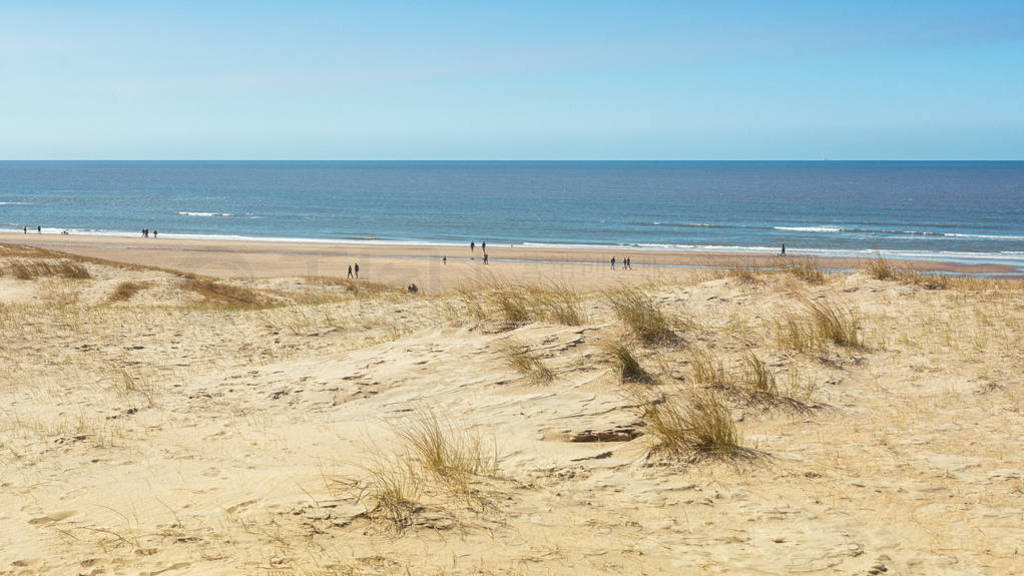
top-left (642, 392), bottom-right (741, 457)
top-left (784, 258), bottom-right (826, 284)
top-left (395, 410), bottom-right (498, 495)
top-left (108, 281), bottom-right (146, 302)
top-left (606, 287), bottom-right (675, 345)
top-left (865, 255), bottom-right (897, 280)
top-left (741, 353), bottom-right (777, 396)
top-left (806, 299), bottom-right (863, 348)
top-left (362, 454), bottom-right (420, 531)
top-left (691, 349), bottom-right (727, 387)
top-left (182, 276), bottom-right (270, 308)
top-left (606, 342), bottom-right (652, 383)
top-left (529, 282), bottom-right (586, 325)
top-left (500, 339), bottom-right (554, 384)
top-left (7, 259), bottom-right (91, 280)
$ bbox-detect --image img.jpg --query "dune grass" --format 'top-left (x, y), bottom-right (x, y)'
top-left (362, 454), bottom-right (421, 531)
top-left (606, 342), bottom-right (652, 383)
top-left (691, 349), bottom-right (728, 387)
top-left (777, 299), bottom-right (863, 351)
top-left (181, 276), bottom-right (272, 309)
top-left (453, 280), bottom-right (586, 328)
top-left (642, 392), bottom-right (740, 457)
top-left (741, 352), bottom-right (778, 396)
top-left (606, 286), bottom-right (675, 345)
top-left (7, 259), bottom-right (91, 280)
top-left (783, 258), bottom-right (827, 284)
top-left (499, 339), bottom-right (554, 384)
top-left (395, 410), bottom-right (498, 496)
top-left (108, 281), bottom-right (147, 302)
top-left (529, 282), bottom-right (587, 326)
top-left (865, 255), bottom-right (898, 280)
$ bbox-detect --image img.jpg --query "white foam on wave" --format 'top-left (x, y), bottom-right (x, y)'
top-left (774, 226), bottom-right (843, 233)
top-left (941, 232), bottom-right (1024, 241)
top-left (177, 211), bottom-right (234, 217)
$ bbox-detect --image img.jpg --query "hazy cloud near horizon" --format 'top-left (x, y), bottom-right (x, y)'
top-left (1, 1), bottom-right (1022, 160)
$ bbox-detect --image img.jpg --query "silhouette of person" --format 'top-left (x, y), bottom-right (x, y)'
top-left (483, 253), bottom-right (489, 265)
top-left (781, 243), bottom-right (786, 256)
top-left (442, 256), bottom-right (447, 265)
top-left (347, 265), bottom-right (353, 279)
top-left (354, 263), bottom-right (359, 279)
top-left (611, 257), bottom-right (616, 269)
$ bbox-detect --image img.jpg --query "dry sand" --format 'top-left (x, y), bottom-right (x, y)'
top-left (1, 239), bottom-right (1022, 575)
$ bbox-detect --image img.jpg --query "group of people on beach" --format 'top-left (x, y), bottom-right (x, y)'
top-left (22, 226), bottom-right (40, 234)
top-left (346, 262), bottom-right (360, 279)
top-left (611, 256), bottom-right (633, 270)
top-left (141, 228), bottom-right (157, 238)
top-left (470, 240), bottom-right (489, 264)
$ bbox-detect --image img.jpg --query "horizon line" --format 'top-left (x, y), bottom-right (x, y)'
top-left (2, 159), bottom-right (1023, 163)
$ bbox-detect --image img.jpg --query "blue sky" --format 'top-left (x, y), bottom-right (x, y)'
top-left (1, 1), bottom-right (1022, 159)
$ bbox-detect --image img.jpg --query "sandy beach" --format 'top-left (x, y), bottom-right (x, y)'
top-left (1, 238), bottom-right (1022, 575)
top-left (0, 232), bottom-right (1016, 293)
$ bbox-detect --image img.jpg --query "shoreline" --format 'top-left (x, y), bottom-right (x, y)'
top-left (2, 232), bottom-right (1019, 292)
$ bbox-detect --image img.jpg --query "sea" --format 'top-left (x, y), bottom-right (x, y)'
top-left (1, 161), bottom-right (1022, 270)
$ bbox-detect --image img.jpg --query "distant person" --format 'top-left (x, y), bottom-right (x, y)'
top-left (470, 241), bottom-right (475, 253)
top-left (347, 265), bottom-right (353, 279)
top-left (37, 225), bottom-right (41, 233)
top-left (408, 283), bottom-right (418, 293)
top-left (442, 255), bottom-right (447, 265)
top-left (611, 257), bottom-right (616, 270)
top-left (354, 263), bottom-right (359, 279)
top-left (626, 257), bottom-right (632, 270)
top-left (780, 243), bottom-right (786, 256)
top-left (483, 253), bottom-right (489, 265)
top-left (23, 226), bottom-right (27, 234)
top-left (482, 241), bottom-right (486, 253)
top-left (153, 229), bottom-right (158, 238)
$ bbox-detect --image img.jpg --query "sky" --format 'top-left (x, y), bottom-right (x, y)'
top-left (1, 1), bottom-right (1022, 160)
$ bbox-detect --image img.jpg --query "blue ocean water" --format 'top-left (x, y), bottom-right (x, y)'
top-left (1, 161), bottom-right (1022, 268)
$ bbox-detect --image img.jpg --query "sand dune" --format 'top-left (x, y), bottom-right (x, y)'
top-left (1, 241), bottom-right (1022, 575)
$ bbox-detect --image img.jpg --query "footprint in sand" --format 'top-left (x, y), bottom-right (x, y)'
top-left (27, 510), bottom-right (76, 525)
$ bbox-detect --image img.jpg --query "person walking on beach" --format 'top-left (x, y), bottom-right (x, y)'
top-left (780, 243), bottom-right (786, 256)
top-left (37, 225), bottom-right (41, 233)
top-left (153, 229), bottom-right (158, 238)
top-left (470, 241), bottom-right (475, 254)
top-left (354, 263), bottom-right (359, 279)
top-left (347, 265), bottom-right (353, 279)
top-left (442, 255), bottom-right (447, 265)
top-left (611, 257), bottom-right (616, 270)
top-left (23, 226), bottom-right (26, 234)
top-left (482, 241), bottom-right (486, 253)
top-left (483, 253), bottom-right (489, 265)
